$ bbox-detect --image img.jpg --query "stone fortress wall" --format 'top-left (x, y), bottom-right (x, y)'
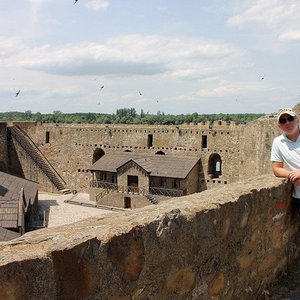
top-left (0, 175), bottom-right (298, 300)
top-left (9, 115), bottom-right (279, 194)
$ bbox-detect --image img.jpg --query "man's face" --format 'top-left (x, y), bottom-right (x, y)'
top-left (278, 113), bottom-right (299, 133)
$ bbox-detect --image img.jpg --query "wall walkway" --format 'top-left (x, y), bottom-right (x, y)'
top-left (0, 175), bottom-right (299, 300)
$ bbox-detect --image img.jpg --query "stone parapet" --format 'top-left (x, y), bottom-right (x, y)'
top-left (0, 174), bottom-right (299, 299)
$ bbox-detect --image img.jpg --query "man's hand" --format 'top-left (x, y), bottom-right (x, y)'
top-left (288, 170), bottom-right (300, 182)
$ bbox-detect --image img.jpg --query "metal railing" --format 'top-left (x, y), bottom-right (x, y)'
top-left (91, 180), bottom-right (185, 198)
top-left (90, 180), bottom-right (118, 190)
top-left (149, 186), bottom-right (186, 197)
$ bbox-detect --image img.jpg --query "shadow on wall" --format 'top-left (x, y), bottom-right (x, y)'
top-left (93, 148), bottom-right (105, 164)
top-left (32, 199), bottom-right (59, 228)
top-left (7, 132), bottom-right (24, 178)
top-left (199, 159), bottom-right (207, 192)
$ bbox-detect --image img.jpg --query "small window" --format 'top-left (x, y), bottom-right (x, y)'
top-left (112, 175), bottom-right (117, 183)
top-left (147, 134), bottom-right (153, 147)
top-left (160, 178), bottom-right (166, 187)
top-left (45, 131), bottom-right (50, 143)
top-left (201, 135), bottom-right (207, 148)
top-left (173, 179), bottom-right (180, 188)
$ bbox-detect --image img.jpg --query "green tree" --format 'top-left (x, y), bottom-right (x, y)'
top-left (24, 110), bottom-right (32, 120)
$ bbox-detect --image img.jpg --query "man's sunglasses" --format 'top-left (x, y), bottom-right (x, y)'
top-left (279, 115), bottom-right (295, 124)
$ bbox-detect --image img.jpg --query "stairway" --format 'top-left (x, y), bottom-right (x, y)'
top-left (145, 194), bottom-right (158, 205)
top-left (9, 125), bottom-right (71, 194)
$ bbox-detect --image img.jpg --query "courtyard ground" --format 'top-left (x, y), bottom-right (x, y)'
top-left (37, 192), bottom-right (116, 228)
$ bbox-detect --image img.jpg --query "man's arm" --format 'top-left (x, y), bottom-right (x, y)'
top-left (272, 161), bottom-right (300, 184)
top-left (272, 161), bottom-right (290, 178)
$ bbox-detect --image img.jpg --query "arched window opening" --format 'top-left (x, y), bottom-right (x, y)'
top-left (124, 149), bottom-right (132, 152)
top-left (208, 153), bottom-right (222, 179)
top-left (92, 148), bottom-right (105, 164)
top-left (155, 150), bottom-right (165, 155)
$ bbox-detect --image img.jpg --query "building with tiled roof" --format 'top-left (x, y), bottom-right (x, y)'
top-left (89, 152), bottom-right (201, 208)
top-left (0, 171), bottom-right (38, 240)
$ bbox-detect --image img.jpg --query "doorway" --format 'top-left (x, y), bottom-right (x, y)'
top-left (127, 175), bottom-right (138, 193)
top-left (124, 197), bottom-right (131, 208)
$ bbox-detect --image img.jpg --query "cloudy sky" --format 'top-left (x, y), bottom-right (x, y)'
top-left (1, 0), bottom-right (300, 114)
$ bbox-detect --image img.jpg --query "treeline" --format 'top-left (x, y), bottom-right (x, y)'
top-left (0, 109), bottom-right (265, 125)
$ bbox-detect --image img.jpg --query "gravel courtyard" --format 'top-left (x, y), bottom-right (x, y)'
top-left (37, 192), bottom-right (115, 228)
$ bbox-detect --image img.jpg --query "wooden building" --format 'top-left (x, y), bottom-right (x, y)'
top-left (0, 171), bottom-right (38, 241)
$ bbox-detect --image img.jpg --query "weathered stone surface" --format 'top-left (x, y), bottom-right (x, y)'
top-left (209, 273), bottom-right (225, 296)
top-left (108, 230), bottom-right (145, 281)
top-left (164, 267), bottom-right (196, 295)
top-left (0, 175), bottom-right (299, 299)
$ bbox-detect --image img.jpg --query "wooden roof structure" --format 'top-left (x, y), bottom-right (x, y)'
top-left (0, 226), bottom-right (20, 241)
top-left (0, 171), bottom-right (38, 229)
top-left (89, 152), bottom-right (200, 179)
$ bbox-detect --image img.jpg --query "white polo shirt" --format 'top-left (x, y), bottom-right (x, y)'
top-left (271, 129), bottom-right (300, 198)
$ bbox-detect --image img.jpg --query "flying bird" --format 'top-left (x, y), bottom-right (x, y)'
top-left (139, 91), bottom-right (142, 96)
top-left (73, 0), bottom-right (78, 4)
top-left (100, 85), bottom-right (104, 90)
top-left (15, 90), bottom-right (21, 97)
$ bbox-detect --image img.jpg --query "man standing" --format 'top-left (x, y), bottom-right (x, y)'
top-left (271, 108), bottom-right (300, 211)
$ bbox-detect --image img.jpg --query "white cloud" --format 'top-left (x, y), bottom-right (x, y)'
top-left (278, 30), bottom-right (300, 42)
top-left (3, 34), bottom-right (242, 79)
top-left (86, 0), bottom-right (109, 11)
top-left (0, 37), bottom-right (24, 55)
top-left (227, 0), bottom-right (300, 28)
top-left (197, 81), bottom-right (268, 97)
top-left (0, 37), bottom-right (25, 65)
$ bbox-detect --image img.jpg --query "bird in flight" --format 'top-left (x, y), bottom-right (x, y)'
top-left (100, 85), bottom-right (104, 90)
top-left (15, 90), bottom-right (21, 97)
top-left (73, 0), bottom-right (78, 4)
top-left (139, 91), bottom-right (142, 96)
